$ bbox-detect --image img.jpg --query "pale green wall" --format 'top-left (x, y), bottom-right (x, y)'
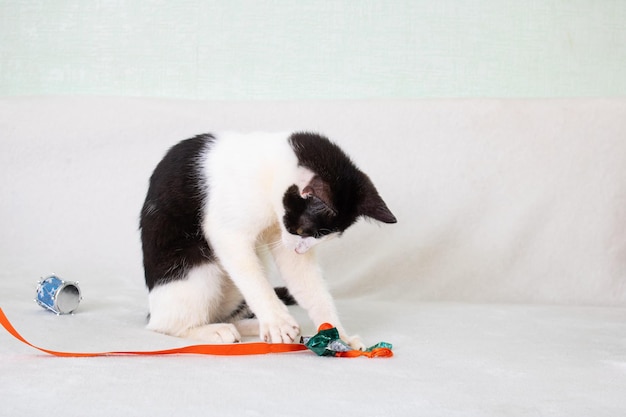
top-left (1, 0), bottom-right (625, 100)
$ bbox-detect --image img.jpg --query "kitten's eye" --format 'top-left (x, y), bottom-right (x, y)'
top-left (315, 229), bottom-right (334, 238)
top-left (296, 227), bottom-right (304, 235)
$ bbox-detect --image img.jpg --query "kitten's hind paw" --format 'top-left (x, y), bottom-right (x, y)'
top-left (184, 323), bottom-right (241, 344)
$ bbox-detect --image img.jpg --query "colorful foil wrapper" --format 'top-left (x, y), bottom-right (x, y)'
top-left (301, 324), bottom-right (393, 358)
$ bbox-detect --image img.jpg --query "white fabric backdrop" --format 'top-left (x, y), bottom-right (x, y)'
top-left (1, 97), bottom-right (624, 306)
top-left (1, 98), bottom-right (625, 417)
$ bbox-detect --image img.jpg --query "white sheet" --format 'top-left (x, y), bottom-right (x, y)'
top-left (1, 97), bottom-right (625, 416)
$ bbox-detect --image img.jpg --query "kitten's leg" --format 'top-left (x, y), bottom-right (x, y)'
top-left (221, 280), bottom-right (261, 338)
top-left (270, 245), bottom-right (366, 350)
top-left (208, 232), bottom-right (300, 344)
top-left (147, 263), bottom-right (241, 343)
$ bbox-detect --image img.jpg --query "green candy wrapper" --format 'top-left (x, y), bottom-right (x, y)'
top-left (301, 325), bottom-right (393, 358)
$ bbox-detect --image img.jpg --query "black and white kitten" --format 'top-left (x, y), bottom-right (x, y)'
top-left (140, 132), bottom-right (396, 349)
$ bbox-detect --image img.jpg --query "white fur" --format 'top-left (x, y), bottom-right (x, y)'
top-left (147, 263), bottom-right (244, 342)
top-left (148, 132), bottom-right (362, 349)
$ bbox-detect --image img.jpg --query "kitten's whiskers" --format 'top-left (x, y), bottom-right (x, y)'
top-left (255, 238), bottom-right (284, 254)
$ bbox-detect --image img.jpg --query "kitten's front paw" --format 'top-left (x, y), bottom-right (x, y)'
top-left (343, 334), bottom-right (366, 351)
top-left (260, 313), bottom-right (300, 344)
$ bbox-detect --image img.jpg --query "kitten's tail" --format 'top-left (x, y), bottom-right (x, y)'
top-left (274, 286), bottom-right (297, 306)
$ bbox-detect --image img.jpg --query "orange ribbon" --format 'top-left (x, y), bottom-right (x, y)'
top-left (333, 347), bottom-right (393, 358)
top-left (0, 308), bottom-right (309, 357)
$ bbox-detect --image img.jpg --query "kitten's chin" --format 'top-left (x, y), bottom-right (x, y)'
top-left (295, 238), bottom-right (315, 254)
top-left (289, 233), bottom-right (337, 254)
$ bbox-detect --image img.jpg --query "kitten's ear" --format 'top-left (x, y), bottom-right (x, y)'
top-left (359, 184), bottom-right (397, 224)
top-left (301, 176), bottom-right (335, 210)
top-left (360, 198), bottom-right (397, 223)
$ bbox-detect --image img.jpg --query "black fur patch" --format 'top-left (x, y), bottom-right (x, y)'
top-left (140, 134), bottom-right (215, 290)
top-left (285, 132), bottom-right (396, 236)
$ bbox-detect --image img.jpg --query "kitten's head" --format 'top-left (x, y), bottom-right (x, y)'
top-left (282, 132), bottom-right (396, 254)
